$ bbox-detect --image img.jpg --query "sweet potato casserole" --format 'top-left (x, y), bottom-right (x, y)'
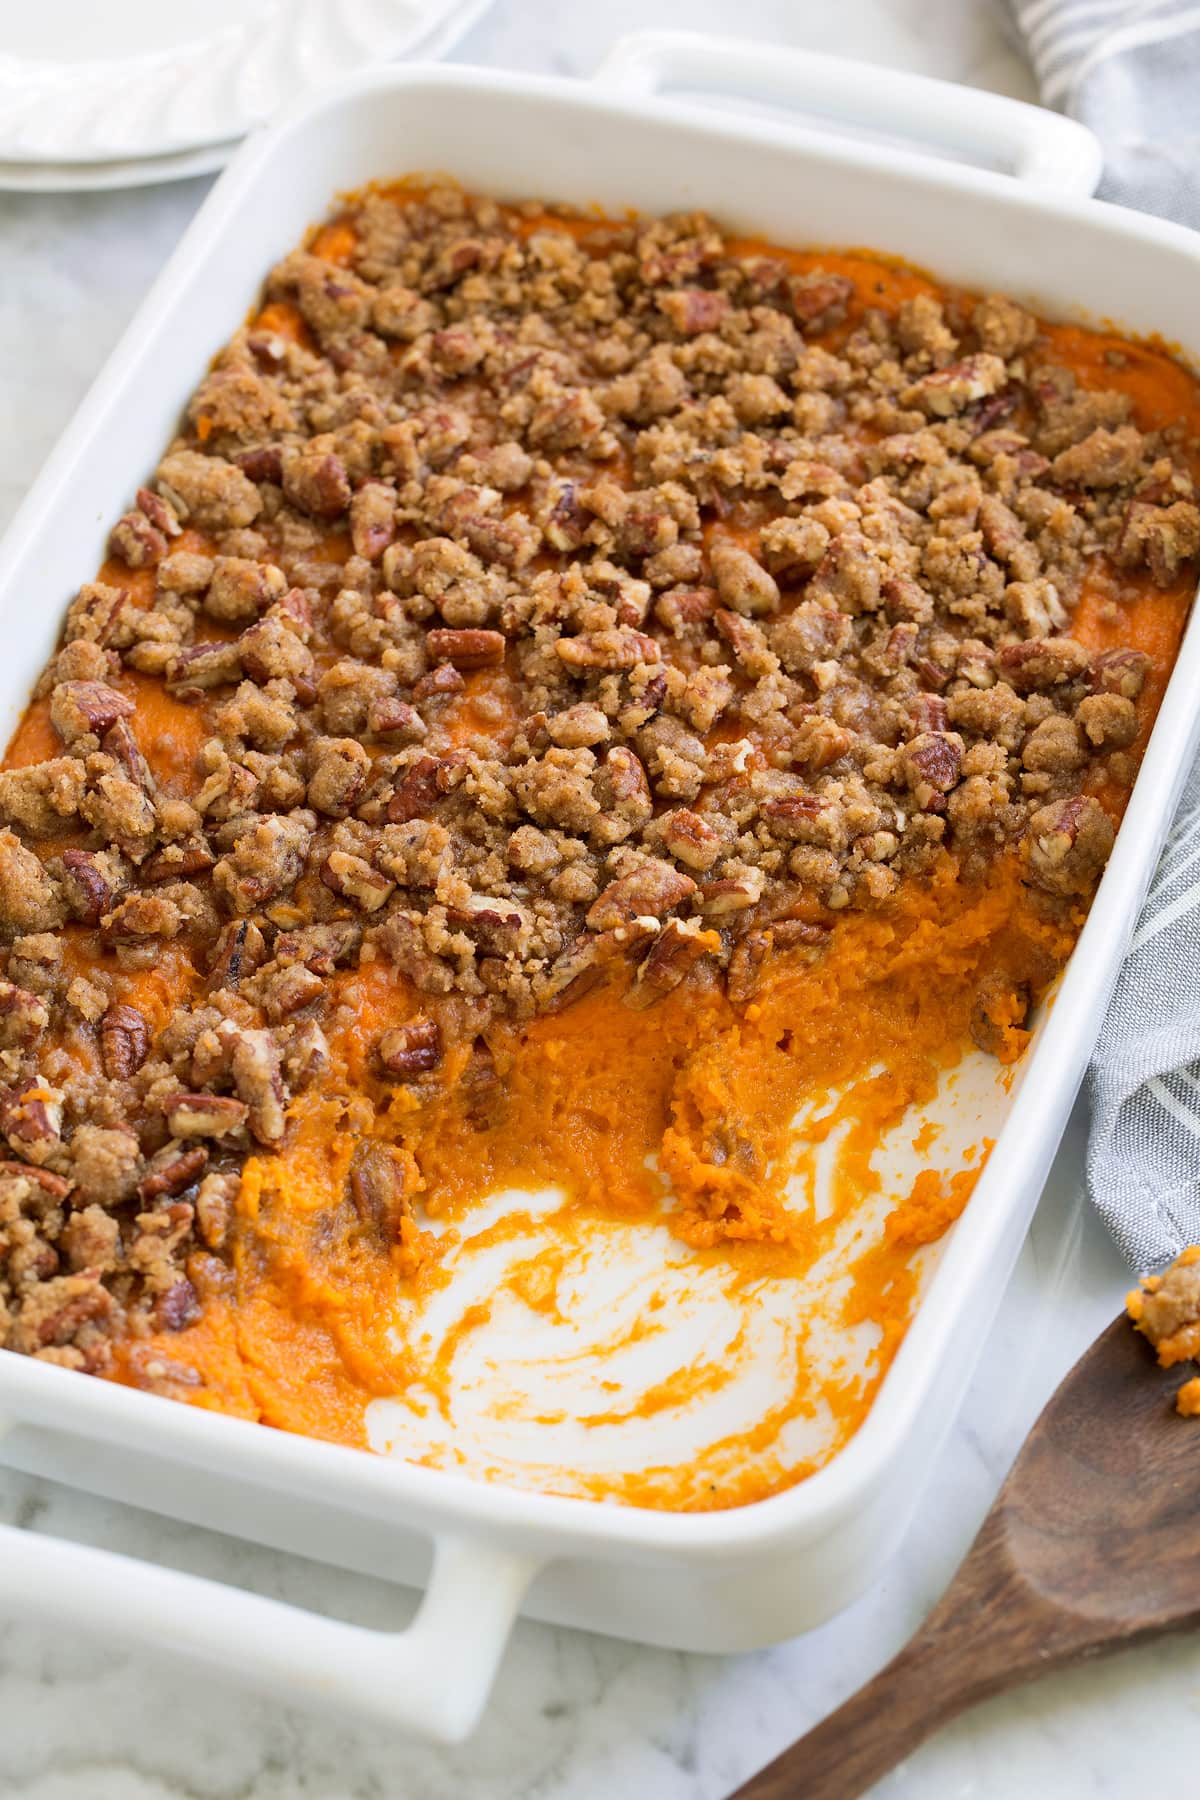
top-left (1, 182), bottom-right (1197, 1506)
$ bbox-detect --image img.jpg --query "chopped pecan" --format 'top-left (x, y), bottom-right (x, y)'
top-left (137, 486), bottom-right (182, 539)
top-left (534, 934), bottom-right (609, 1010)
top-left (1091, 648), bottom-right (1150, 700)
top-left (908, 693), bottom-right (949, 734)
top-left (1116, 498), bottom-right (1200, 586)
top-left (625, 919), bottom-right (718, 1008)
top-left (594, 745), bottom-right (653, 828)
top-left (788, 270), bottom-right (854, 329)
top-left (527, 388), bottom-right (607, 453)
top-left (0, 1085), bottom-right (63, 1163)
top-left (615, 670), bottom-right (667, 731)
top-left (101, 718), bottom-right (154, 792)
top-left (275, 586), bottom-right (314, 639)
top-left (141, 841), bottom-right (215, 884)
top-left (320, 851), bottom-right (395, 912)
top-left (447, 892), bottom-right (531, 951)
top-left (761, 794), bottom-right (825, 834)
top-left (166, 641), bottom-right (243, 692)
top-left (428, 234), bottom-right (493, 287)
top-left (656, 288), bottom-right (730, 334)
top-left (207, 919), bottom-right (268, 990)
top-left (60, 849), bottom-right (114, 925)
top-left (425, 627), bottom-right (506, 670)
top-left (727, 928), bottom-right (772, 1004)
top-left (164, 1094), bottom-right (250, 1138)
top-left (205, 556), bottom-right (287, 624)
top-left (543, 480), bottom-right (590, 552)
top-left (905, 354), bottom-right (1007, 418)
top-left (49, 680), bottom-right (135, 744)
top-left (996, 637), bottom-right (1090, 692)
top-left (0, 982), bottom-right (49, 1050)
top-left (65, 581), bottom-right (128, 648)
top-left (586, 862), bottom-right (697, 930)
top-left (968, 387), bottom-right (1021, 435)
top-left (655, 587), bottom-right (716, 634)
top-left (282, 446), bottom-right (352, 519)
top-left (283, 1019), bottom-right (330, 1089)
top-left (259, 963), bottom-right (325, 1021)
top-left (1027, 794), bottom-right (1115, 897)
top-left (195, 1171), bottom-right (238, 1250)
top-left (237, 612), bottom-right (316, 699)
top-left (100, 892), bottom-right (184, 944)
top-left (307, 737), bottom-right (370, 818)
top-left (211, 812), bottom-right (311, 913)
top-left (348, 1142), bottom-right (412, 1242)
top-left (378, 1017), bottom-right (442, 1078)
top-left (387, 754), bottom-right (445, 824)
top-left (367, 697), bottom-right (426, 742)
top-left (697, 869), bottom-right (766, 914)
top-left (0, 1160), bottom-right (70, 1198)
top-left (789, 716), bottom-right (854, 772)
top-left (138, 1145), bottom-right (209, 1202)
top-left (660, 809), bottom-right (722, 871)
top-left (413, 663), bottom-right (466, 703)
top-left (109, 510), bottom-right (169, 568)
top-left (274, 920), bottom-right (361, 975)
top-left (228, 1029), bottom-right (287, 1146)
top-left (555, 629), bottom-right (661, 671)
top-left (11, 1271), bottom-right (118, 1356)
top-left (708, 540), bottom-right (780, 617)
top-left (901, 731), bottom-right (963, 804)
top-left (100, 1003), bottom-right (150, 1079)
top-left (154, 1279), bottom-right (201, 1332)
top-left (460, 507), bottom-right (540, 570)
top-left (235, 444), bottom-right (284, 484)
top-left (350, 482), bottom-right (397, 561)
top-left (714, 608), bottom-right (778, 679)
top-left (773, 919), bottom-right (831, 950)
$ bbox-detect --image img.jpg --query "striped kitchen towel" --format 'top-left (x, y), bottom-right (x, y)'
top-left (1007, 0), bottom-right (1200, 223)
top-left (1087, 757), bottom-right (1200, 1269)
top-left (1007, 0), bottom-right (1200, 1267)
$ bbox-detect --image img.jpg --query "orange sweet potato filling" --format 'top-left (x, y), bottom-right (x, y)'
top-left (10, 204), bottom-right (1200, 1510)
top-left (113, 853), bottom-right (1066, 1497)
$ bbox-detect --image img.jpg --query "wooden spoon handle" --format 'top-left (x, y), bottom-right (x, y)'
top-left (728, 1632), bottom-right (972, 1800)
top-left (728, 1539), bottom-right (1107, 1799)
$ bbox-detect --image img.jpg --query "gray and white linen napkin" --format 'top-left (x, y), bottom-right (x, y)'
top-left (1006, 0), bottom-right (1200, 1267)
top-left (1007, 0), bottom-right (1200, 223)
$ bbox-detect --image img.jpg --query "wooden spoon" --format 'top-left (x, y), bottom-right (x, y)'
top-left (728, 1314), bottom-right (1199, 1800)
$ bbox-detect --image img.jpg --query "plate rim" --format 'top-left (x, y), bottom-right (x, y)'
top-left (0, 0), bottom-right (476, 166)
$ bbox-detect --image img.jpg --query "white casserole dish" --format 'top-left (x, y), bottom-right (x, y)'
top-left (0, 28), bottom-right (1196, 1742)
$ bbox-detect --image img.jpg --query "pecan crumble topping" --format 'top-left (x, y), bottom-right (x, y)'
top-left (0, 183), bottom-right (1197, 1385)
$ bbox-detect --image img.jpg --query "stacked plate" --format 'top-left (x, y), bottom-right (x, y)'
top-left (0, 0), bottom-right (490, 190)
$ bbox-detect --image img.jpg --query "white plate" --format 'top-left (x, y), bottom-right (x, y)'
top-left (0, 0), bottom-right (487, 168)
top-left (0, 142), bottom-right (236, 194)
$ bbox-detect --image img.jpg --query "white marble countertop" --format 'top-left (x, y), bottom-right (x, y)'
top-left (1, 2), bottom-right (1198, 1795)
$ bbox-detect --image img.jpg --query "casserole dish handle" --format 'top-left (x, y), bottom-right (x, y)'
top-left (594, 29), bottom-right (1103, 197)
top-left (0, 1516), bottom-right (537, 1741)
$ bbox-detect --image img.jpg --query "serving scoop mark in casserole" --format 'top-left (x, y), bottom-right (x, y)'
top-left (0, 179), bottom-right (1196, 1511)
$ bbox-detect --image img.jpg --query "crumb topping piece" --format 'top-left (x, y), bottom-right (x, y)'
top-left (1128, 1246), bottom-right (1200, 1415)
